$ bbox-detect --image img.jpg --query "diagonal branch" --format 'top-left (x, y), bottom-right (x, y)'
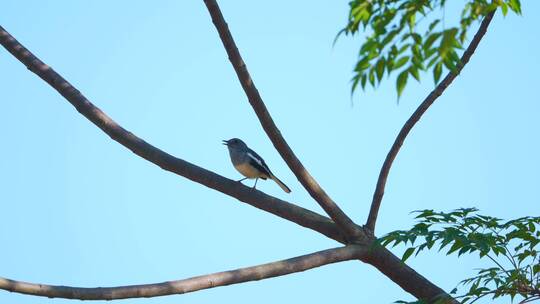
top-left (0, 25), bottom-right (345, 244)
top-left (366, 245), bottom-right (459, 304)
top-left (0, 246), bottom-right (366, 300)
top-left (203, 0), bottom-right (364, 241)
top-left (366, 11), bottom-right (496, 233)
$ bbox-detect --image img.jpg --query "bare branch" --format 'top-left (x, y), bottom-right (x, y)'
top-left (0, 25), bottom-right (345, 244)
top-left (366, 11), bottom-right (496, 233)
top-left (0, 246), bottom-right (366, 300)
top-left (202, 0), bottom-right (364, 241)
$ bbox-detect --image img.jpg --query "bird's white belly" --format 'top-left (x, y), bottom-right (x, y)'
top-left (234, 163), bottom-right (261, 178)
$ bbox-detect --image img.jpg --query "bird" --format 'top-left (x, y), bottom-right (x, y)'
top-left (223, 138), bottom-right (291, 193)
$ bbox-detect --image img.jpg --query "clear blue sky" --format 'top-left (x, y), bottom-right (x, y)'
top-left (1, 1), bottom-right (538, 303)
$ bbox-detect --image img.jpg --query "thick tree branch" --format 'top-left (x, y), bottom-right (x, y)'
top-left (0, 246), bottom-right (366, 300)
top-left (0, 25), bottom-right (346, 244)
top-left (203, 0), bottom-right (364, 241)
top-left (366, 11), bottom-right (496, 232)
top-left (365, 245), bottom-right (459, 304)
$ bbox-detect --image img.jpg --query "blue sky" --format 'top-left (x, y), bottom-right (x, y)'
top-left (0, 1), bottom-right (538, 303)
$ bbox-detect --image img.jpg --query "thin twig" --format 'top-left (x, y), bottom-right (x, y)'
top-left (486, 254), bottom-right (512, 277)
top-left (488, 227), bottom-right (519, 270)
top-left (202, 0), bottom-right (364, 242)
top-left (0, 246), bottom-right (365, 300)
top-left (503, 244), bottom-right (519, 269)
top-left (366, 11), bottom-right (496, 232)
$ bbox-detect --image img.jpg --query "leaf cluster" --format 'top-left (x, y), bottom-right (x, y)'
top-left (380, 208), bottom-right (540, 303)
top-left (340, 0), bottom-right (522, 98)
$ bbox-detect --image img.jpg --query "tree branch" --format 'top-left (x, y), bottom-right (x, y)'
top-left (0, 25), bottom-right (346, 244)
top-left (366, 11), bottom-right (496, 233)
top-left (0, 246), bottom-right (366, 300)
top-left (365, 245), bottom-right (459, 304)
top-left (0, 23), bottom-right (458, 303)
top-left (202, 0), bottom-right (364, 241)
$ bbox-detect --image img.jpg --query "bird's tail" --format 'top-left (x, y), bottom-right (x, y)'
top-left (270, 174), bottom-right (291, 193)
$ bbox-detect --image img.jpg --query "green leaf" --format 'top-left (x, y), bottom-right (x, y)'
top-left (424, 32), bottom-right (442, 52)
top-left (361, 74), bottom-right (367, 89)
top-left (396, 70), bottom-right (408, 98)
top-left (433, 62), bottom-right (443, 84)
top-left (533, 263), bottom-right (540, 274)
top-left (398, 43), bottom-right (411, 55)
top-left (409, 66), bottom-right (420, 81)
top-left (355, 57), bottom-right (371, 71)
top-left (402, 247), bottom-right (415, 262)
top-left (447, 239), bottom-right (464, 255)
top-left (351, 75), bottom-right (361, 94)
top-left (375, 58), bottom-right (386, 81)
top-left (394, 56), bottom-right (410, 70)
top-left (443, 57), bottom-right (457, 72)
top-left (369, 69), bottom-right (376, 87)
top-left (508, 0), bottom-right (522, 14)
top-left (528, 221), bottom-right (535, 232)
top-left (439, 28), bottom-right (458, 59)
top-left (408, 13), bottom-right (416, 30)
top-left (381, 30), bottom-right (399, 47)
top-left (360, 39), bottom-right (378, 54)
top-left (411, 33), bottom-right (422, 44)
top-left (428, 19), bottom-right (440, 32)
top-left (500, 2), bottom-right (509, 16)
top-left (426, 54), bottom-right (438, 68)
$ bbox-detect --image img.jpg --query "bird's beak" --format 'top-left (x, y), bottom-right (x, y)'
top-left (222, 140), bottom-right (229, 146)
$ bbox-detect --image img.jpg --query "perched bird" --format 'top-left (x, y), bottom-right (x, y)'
top-left (223, 138), bottom-right (291, 193)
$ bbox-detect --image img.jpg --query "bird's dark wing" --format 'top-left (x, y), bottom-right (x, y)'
top-left (246, 148), bottom-right (272, 178)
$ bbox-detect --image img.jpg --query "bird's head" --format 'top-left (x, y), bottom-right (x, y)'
top-left (222, 138), bottom-right (247, 150)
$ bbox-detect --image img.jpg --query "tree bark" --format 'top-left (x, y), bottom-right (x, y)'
top-left (365, 245), bottom-right (458, 303)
